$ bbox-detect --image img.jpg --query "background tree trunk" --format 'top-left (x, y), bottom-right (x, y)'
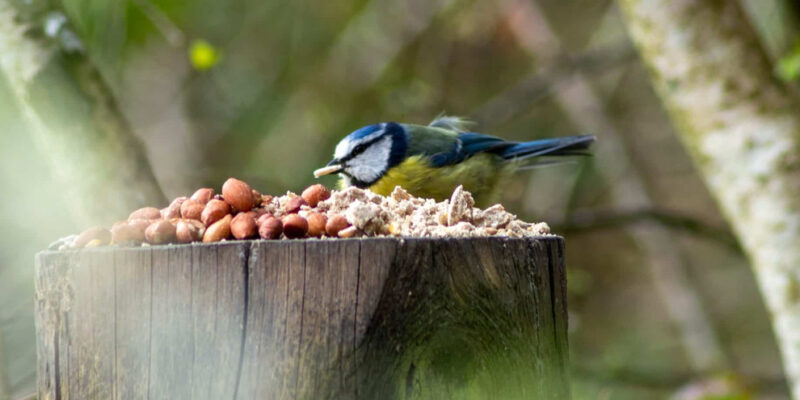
top-left (617, 0), bottom-right (800, 397)
top-left (0, 1), bottom-right (166, 226)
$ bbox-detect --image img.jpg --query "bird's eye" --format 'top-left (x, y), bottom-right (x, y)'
top-left (353, 144), bottom-right (367, 154)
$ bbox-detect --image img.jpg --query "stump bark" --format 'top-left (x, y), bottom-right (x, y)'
top-left (34, 237), bottom-right (568, 400)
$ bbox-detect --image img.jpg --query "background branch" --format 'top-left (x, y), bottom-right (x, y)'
top-left (555, 208), bottom-right (742, 253)
top-left (473, 42), bottom-right (636, 126)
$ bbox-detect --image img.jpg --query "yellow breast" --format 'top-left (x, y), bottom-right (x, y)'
top-left (347, 154), bottom-right (515, 206)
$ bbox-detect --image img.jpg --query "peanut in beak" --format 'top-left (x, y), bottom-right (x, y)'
top-left (313, 164), bottom-right (343, 178)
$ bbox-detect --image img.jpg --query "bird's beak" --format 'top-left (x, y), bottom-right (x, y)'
top-left (313, 159), bottom-right (343, 178)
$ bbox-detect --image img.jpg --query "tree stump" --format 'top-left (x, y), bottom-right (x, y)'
top-left (34, 237), bottom-right (568, 400)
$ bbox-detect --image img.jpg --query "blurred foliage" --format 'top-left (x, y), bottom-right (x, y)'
top-left (0, 0), bottom-right (797, 398)
top-left (777, 38), bottom-right (800, 81)
top-left (189, 39), bottom-right (221, 70)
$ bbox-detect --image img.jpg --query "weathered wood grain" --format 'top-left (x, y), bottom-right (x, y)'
top-left (114, 247), bottom-right (152, 399)
top-left (35, 237), bottom-right (567, 400)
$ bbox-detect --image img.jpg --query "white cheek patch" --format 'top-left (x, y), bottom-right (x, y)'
top-left (345, 135), bottom-right (392, 183)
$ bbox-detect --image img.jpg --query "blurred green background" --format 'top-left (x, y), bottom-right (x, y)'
top-left (1, 0), bottom-right (798, 398)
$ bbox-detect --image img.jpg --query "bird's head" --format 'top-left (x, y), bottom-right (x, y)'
top-left (314, 122), bottom-right (408, 188)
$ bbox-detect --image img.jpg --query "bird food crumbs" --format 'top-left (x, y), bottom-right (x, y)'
top-left (52, 179), bottom-right (550, 250)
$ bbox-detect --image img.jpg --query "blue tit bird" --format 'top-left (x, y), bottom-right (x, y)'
top-left (313, 116), bottom-right (595, 206)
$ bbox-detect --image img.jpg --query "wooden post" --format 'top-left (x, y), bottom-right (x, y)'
top-left (34, 237), bottom-right (568, 400)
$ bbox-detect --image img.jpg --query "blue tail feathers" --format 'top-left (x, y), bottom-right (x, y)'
top-left (431, 131), bottom-right (595, 167)
top-left (500, 134), bottom-right (596, 160)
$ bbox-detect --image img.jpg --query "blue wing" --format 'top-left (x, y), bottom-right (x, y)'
top-left (429, 132), bottom-right (595, 167)
top-left (428, 132), bottom-right (507, 166)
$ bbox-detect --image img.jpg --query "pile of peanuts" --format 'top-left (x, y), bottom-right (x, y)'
top-left (56, 178), bottom-right (551, 250)
top-left (64, 178), bottom-right (350, 249)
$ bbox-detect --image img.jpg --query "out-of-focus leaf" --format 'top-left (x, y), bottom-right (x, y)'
top-left (776, 39), bottom-right (800, 82)
top-left (189, 39), bottom-right (221, 71)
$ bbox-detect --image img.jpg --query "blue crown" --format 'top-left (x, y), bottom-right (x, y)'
top-left (346, 123), bottom-right (386, 141)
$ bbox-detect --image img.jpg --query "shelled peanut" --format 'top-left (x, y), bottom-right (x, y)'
top-left (69, 178), bottom-right (349, 249)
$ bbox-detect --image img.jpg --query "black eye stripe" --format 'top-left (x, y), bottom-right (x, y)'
top-left (341, 134), bottom-right (386, 162)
